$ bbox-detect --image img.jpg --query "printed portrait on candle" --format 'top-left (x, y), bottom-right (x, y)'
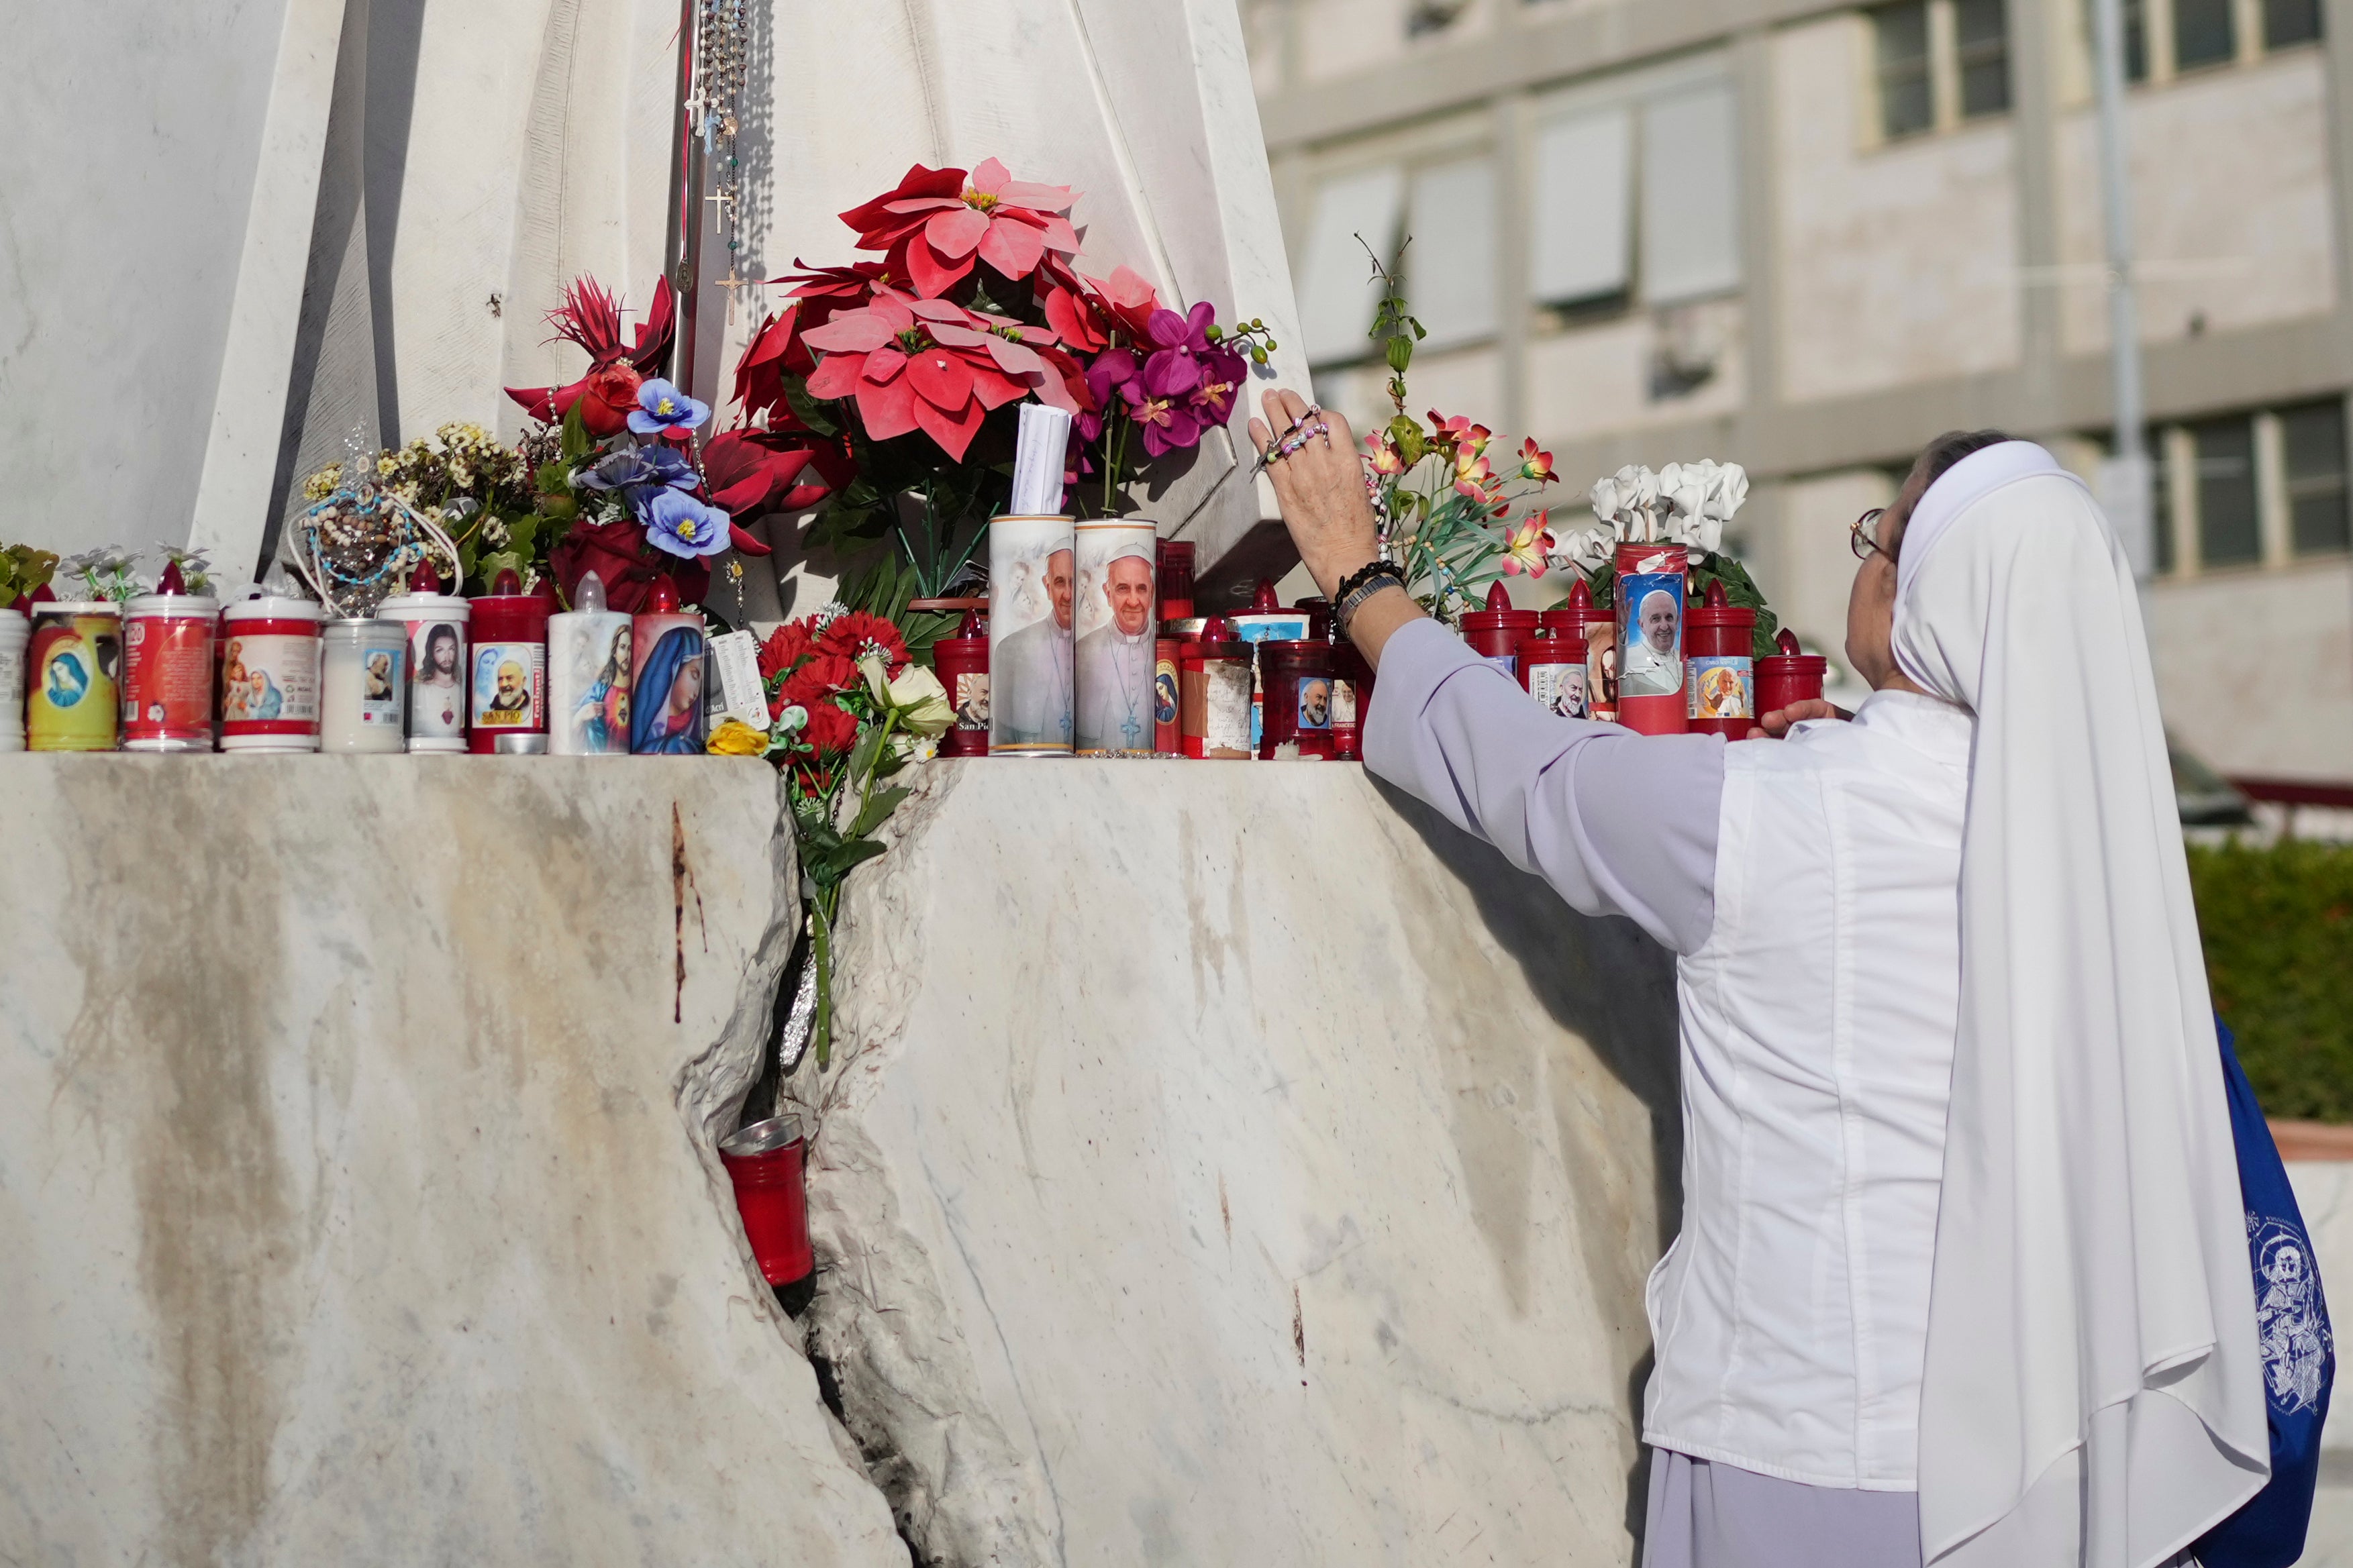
top-left (1530, 660), bottom-right (1587, 719)
top-left (561, 623), bottom-right (634, 753)
top-left (1074, 529), bottom-right (1157, 753)
top-left (244, 666), bottom-right (283, 721)
top-left (1298, 677), bottom-right (1332, 730)
top-left (953, 672), bottom-right (989, 730)
top-left (988, 515), bottom-right (1078, 753)
top-left (1691, 658), bottom-right (1752, 721)
top-left (630, 625), bottom-right (707, 754)
top-left (1616, 578), bottom-right (1683, 698)
top-left (411, 623), bottom-right (464, 735)
top-left (364, 651), bottom-right (395, 701)
top-left (40, 641), bottom-right (91, 709)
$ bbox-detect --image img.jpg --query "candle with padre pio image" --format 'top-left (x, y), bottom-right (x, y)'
top-left (1542, 577), bottom-right (1614, 724)
top-left (467, 569), bottom-right (548, 753)
top-left (987, 514), bottom-right (1077, 755)
top-left (1613, 541), bottom-right (1689, 736)
top-left (1073, 519), bottom-right (1158, 755)
top-left (931, 608), bottom-right (991, 758)
top-left (28, 600), bottom-right (122, 752)
top-left (630, 575), bottom-right (707, 755)
top-left (547, 571), bottom-right (633, 756)
top-left (121, 563), bottom-right (217, 753)
top-left (379, 561), bottom-right (470, 753)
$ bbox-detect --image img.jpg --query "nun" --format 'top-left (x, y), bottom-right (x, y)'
top-left (1250, 388), bottom-right (2266, 1567)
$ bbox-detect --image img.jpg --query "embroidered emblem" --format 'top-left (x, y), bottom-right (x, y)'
top-left (2251, 1211), bottom-right (2332, 1414)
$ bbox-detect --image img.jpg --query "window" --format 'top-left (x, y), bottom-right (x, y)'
top-left (1405, 156), bottom-right (1499, 350)
top-left (1530, 71), bottom-right (1742, 313)
top-left (2172, 0), bottom-right (2236, 68)
top-left (2281, 401), bottom-right (2350, 556)
top-left (1294, 167), bottom-right (1405, 367)
top-left (2266, 0), bottom-right (2323, 48)
top-left (1873, 0), bottom-right (2009, 141)
top-left (2084, 0), bottom-right (2317, 85)
top-left (2152, 442), bottom-right (2176, 574)
top-left (2191, 415), bottom-right (2261, 566)
top-left (1955, 0), bottom-right (2013, 116)
top-left (1640, 83), bottom-right (1742, 305)
top-left (1874, 3), bottom-right (1936, 139)
top-left (1530, 110), bottom-right (1634, 306)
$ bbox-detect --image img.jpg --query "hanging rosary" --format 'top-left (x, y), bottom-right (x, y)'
top-left (693, 0), bottom-right (751, 321)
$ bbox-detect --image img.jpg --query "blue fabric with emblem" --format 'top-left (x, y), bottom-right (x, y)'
top-left (2194, 1018), bottom-right (2335, 1568)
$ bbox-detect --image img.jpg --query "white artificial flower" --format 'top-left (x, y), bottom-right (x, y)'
top-left (1587, 474), bottom-right (1623, 529)
top-left (884, 663), bottom-right (954, 737)
top-left (1703, 461), bottom-right (1750, 523)
top-left (1547, 524), bottom-right (1615, 574)
top-left (1658, 462), bottom-right (1709, 528)
top-left (779, 704), bottom-right (809, 735)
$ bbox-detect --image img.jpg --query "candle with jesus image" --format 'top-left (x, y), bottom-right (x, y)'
top-left (548, 572), bottom-right (633, 756)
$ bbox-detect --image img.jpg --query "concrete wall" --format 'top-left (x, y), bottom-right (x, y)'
top-left (0, 756), bottom-right (907, 1566)
top-left (2149, 557), bottom-right (2353, 779)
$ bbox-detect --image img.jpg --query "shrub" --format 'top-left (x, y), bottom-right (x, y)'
top-left (2189, 839), bottom-right (2353, 1123)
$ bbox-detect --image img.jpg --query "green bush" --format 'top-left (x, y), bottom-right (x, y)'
top-left (2189, 839), bottom-right (2353, 1122)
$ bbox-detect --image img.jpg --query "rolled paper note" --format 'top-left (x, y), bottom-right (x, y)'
top-left (1010, 403), bottom-right (1073, 517)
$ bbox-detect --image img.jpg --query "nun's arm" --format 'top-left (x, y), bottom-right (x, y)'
top-left (1362, 618), bottom-right (1723, 955)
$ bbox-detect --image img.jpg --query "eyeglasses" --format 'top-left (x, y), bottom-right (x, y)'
top-left (1850, 508), bottom-right (1891, 562)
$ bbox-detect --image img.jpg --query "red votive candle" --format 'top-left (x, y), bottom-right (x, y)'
top-left (1294, 596), bottom-right (1334, 643)
top-left (1330, 639), bottom-right (1372, 760)
top-left (929, 607), bottom-right (991, 757)
top-left (468, 568), bottom-right (550, 753)
top-left (1181, 615), bottom-right (1251, 760)
top-left (1460, 580), bottom-right (1538, 672)
top-left (1517, 626), bottom-right (1589, 719)
top-left (1684, 580), bottom-right (1758, 739)
top-left (1156, 539), bottom-right (1195, 623)
top-left (1542, 577), bottom-right (1615, 724)
top-left (1613, 541), bottom-right (1690, 736)
top-left (1754, 627), bottom-right (1828, 721)
top-left (1258, 639), bottom-right (1335, 760)
top-left (718, 1115), bottom-right (815, 1306)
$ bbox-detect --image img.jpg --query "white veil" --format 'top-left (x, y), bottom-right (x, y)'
top-left (1892, 443), bottom-right (2268, 1567)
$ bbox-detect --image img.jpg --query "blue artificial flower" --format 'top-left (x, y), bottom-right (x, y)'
top-left (577, 447), bottom-right (654, 492)
top-left (639, 443), bottom-right (698, 490)
top-left (629, 378), bottom-right (710, 435)
top-left (642, 488), bottom-right (733, 558)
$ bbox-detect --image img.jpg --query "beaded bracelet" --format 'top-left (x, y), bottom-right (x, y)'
top-left (1335, 560), bottom-right (1408, 641)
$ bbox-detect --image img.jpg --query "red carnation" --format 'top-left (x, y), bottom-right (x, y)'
top-left (800, 700), bottom-right (861, 757)
top-left (758, 621), bottom-right (813, 680)
top-left (781, 656), bottom-right (858, 707)
top-left (815, 611), bottom-right (909, 672)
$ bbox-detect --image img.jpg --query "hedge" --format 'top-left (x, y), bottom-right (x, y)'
top-left (2189, 839), bottom-right (2353, 1123)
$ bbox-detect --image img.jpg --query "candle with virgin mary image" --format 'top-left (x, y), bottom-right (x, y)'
top-left (630, 576), bottom-right (707, 755)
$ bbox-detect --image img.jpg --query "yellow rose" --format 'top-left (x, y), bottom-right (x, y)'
top-left (707, 719), bottom-right (770, 757)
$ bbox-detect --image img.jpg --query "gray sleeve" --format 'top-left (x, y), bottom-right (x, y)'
top-left (1360, 617), bottom-right (1724, 955)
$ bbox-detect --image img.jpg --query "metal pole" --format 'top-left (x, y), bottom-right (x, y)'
top-left (2089, 0), bottom-right (2153, 578)
top-left (666, 0), bottom-right (703, 392)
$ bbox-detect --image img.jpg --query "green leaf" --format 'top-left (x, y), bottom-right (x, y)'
top-left (1386, 335), bottom-right (1413, 375)
top-left (848, 784), bottom-right (911, 840)
top-left (819, 838), bottom-right (889, 879)
top-left (559, 402), bottom-right (592, 461)
top-left (783, 381), bottom-right (840, 437)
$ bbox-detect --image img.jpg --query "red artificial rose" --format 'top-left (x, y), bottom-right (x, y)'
top-left (815, 611), bottom-right (909, 673)
top-left (800, 700), bottom-right (861, 757)
top-left (758, 621), bottom-right (813, 680)
top-left (550, 518), bottom-right (709, 613)
top-left (575, 362), bottom-right (644, 437)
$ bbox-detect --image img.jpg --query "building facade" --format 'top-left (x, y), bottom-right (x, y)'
top-left (1246, 0), bottom-right (2353, 783)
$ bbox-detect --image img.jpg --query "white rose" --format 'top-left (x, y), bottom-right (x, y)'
top-left (885, 663), bottom-right (954, 737)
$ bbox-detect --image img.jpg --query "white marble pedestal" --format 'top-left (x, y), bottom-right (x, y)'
top-left (797, 758), bottom-right (1680, 1566)
top-left (0, 756), bottom-right (904, 1567)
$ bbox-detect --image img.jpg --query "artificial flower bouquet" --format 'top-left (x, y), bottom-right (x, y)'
top-left (1550, 460), bottom-right (1783, 660)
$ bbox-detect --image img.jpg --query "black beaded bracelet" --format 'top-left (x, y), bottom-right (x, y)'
top-left (1334, 560), bottom-right (1408, 640)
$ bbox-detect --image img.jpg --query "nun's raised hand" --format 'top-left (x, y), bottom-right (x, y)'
top-left (1745, 699), bottom-right (1850, 739)
top-left (1248, 389), bottom-right (1378, 600)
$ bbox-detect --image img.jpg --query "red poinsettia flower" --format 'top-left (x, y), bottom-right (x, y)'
top-left (840, 160), bottom-right (1081, 297)
top-left (801, 289), bottom-right (1066, 461)
top-left (1038, 260), bottom-right (1161, 354)
top-left (505, 275), bottom-right (677, 424)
